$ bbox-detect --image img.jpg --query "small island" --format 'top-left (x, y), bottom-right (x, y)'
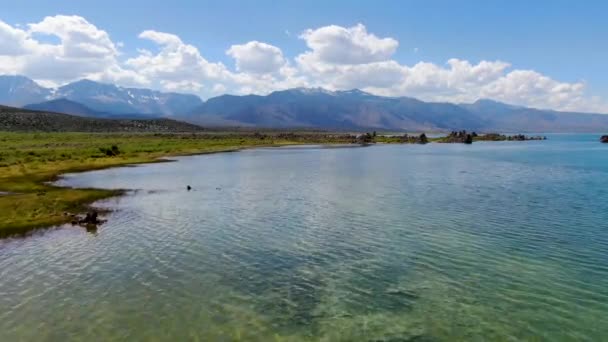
top-left (375, 130), bottom-right (546, 145)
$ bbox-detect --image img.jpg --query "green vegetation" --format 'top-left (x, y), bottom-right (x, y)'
top-left (0, 106), bottom-right (208, 133)
top-left (375, 133), bottom-right (441, 144)
top-left (376, 131), bottom-right (546, 144)
top-left (0, 129), bottom-right (548, 236)
top-left (471, 133), bottom-right (547, 141)
top-left (0, 131), bottom-right (356, 236)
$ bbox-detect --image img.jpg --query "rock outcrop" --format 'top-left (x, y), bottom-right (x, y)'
top-left (394, 133), bottom-right (429, 144)
top-left (439, 130), bottom-right (476, 143)
top-left (80, 211), bottom-right (100, 225)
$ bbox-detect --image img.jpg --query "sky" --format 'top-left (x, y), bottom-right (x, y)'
top-left (1, 0), bottom-right (608, 112)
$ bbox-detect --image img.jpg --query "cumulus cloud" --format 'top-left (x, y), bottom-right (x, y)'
top-left (125, 31), bottom-right (303, 97)
top-left (126, 30), bottom-right (231, 84)
top-left (293, 23), bottom-right (407, 92)
top-left (0, 15), bottom-right (142, 86)
top-left (377, 60), bottom-right (588, 112)
top-left (387, 59), bottom-right (513, 100)
top-left (293, 24), bottom-right (605, 112)
top-left (138, 30), bottom-right (183, 48)
top-left (0, 17), bottom-right (605, 112)
top-left (226, 41), bottom-right (285, 74)
top-left (28, 15), bottom-right (118, 58)
top-left (479, 70), bottom-right (588, 112)
top-left (299, 23), bottom-right (398, 65)
top-left (0, 20), bottom-right (30, 55)
top-left (299, 60), bottom-right (406, 90)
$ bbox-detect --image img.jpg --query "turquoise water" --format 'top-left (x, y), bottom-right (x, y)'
top-left (1, 134), bottom-right (608, 340)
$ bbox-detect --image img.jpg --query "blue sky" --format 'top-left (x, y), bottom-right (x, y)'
top-left (2, 0), bottom-right (608, 112)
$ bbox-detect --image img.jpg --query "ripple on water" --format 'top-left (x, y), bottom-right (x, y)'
top-left (2, 138), bottom-right (608, 340)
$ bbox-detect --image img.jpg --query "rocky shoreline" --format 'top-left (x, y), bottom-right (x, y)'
top-left (376, 131), bottom-right (547, 144)
top-left (437, 131), bottom-right (547, 143)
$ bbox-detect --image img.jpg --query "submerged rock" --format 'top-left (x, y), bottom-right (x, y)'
top-left (79, 210), bottom-right (101, 225)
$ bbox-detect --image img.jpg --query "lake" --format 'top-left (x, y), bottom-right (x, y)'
top-left (1, 135), bottom-right (608, 340)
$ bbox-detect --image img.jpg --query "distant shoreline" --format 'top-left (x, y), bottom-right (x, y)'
top-left (0, 131), bottom-right (361, 237)
top-left (0, 130), bottom-right (552, 237)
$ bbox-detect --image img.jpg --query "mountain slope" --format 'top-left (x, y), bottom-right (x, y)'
top-left (0, 75), bottom-right (52, 107)
top-left (0, 75), bottom-right (203, 116)
top-left (181, 88), bottom-right (608, 132)
top-left (56, 79), bottom-right (203, 115)
top-left (465, 99), bottom-right (608, 132)
top-left (186, 88), bottom-right (486, 131)
top-left (2, 75), bottom-right (608, 132)
top-left (0, 106), bottom-right (205, 132)
top-left (23, 98), bottom-right (162, 119)
top-left (24, 98), bottom-right (102, 117)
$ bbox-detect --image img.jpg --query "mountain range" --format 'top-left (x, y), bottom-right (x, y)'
top-left (0, 75), bottom-right (202, 116)
top-left (181, 88), bottom-right (608, 132)
top-left (2, 75), bottom-right (608, 132)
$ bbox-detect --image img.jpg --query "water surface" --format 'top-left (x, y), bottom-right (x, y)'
top-left (2, 135), bottom-right (608, 340)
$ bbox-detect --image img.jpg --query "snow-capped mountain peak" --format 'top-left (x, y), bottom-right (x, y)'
top-left (0, 75), bottom-right (203, 116)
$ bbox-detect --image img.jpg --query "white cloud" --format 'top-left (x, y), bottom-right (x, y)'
top-left (0, 17), bottom-right (605, 112)
top-left (478, 70), bottom-right (588, 112)
top-left (125, 31), bottom-right (306, 97)
top-left (28, 15), bottom-right (118, 58)
top-left (138, 30), bottom-right (183, 48)
top-left (299, 60), bottom-right (406, 90)
top-left (0, 15), bottom-right (141, 86)
top-left (0, 20), bottom-right (30, 55)
top-left (126, 30), bottom-right (232, 90)
top-left (379, 60), bottom-right (588, 112)
top-left (293, 24), bottom-right (606, 112)
top-left (161, 80), bottom-right (203, 92)
top-left (298, 23), bottom-right (398, 65)
top-left (387, 59), bottom-right (512, 100)
top-left (226, 41), bottom-right (285, 74)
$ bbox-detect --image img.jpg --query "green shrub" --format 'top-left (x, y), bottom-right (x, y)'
top-left (99, 145), bottom-right (121, 157)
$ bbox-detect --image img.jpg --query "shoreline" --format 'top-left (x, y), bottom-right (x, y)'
top-left (0, 131), bottom-right (549, 238)
top-left (0, 132), bottom-right (363, 237)
top-left (40, 143), bottom-right (375, 237)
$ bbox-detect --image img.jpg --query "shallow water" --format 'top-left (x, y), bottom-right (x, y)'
top-left (2, 135), bottom-right (608, 340)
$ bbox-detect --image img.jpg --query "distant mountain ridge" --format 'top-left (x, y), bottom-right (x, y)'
top-left (24, 98), bottom-right (162, 119)
top-left (0, 75), bottom-right (202, 116)
top-left (0, 75), bottom-right (52, 107)
top-left (183, 88), bottom-right (482, 130)
top-left (24, 98), bottom-right (102, 117)
top-left (0, 105), bottom-right (205, 132)
top-left (2, 75), bottom-right (608, 132)
top-left (181, 88), bottom-right (608, 132)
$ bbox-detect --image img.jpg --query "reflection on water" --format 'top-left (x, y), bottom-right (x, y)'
top-left (2, 135), bottom-right (608, 340)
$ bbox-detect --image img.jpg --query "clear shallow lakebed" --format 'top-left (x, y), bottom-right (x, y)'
top-left (1, 134), bottom-right (608, 340)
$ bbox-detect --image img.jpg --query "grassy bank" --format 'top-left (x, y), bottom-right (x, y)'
top-left (0, 131), bottom-right (356, 237)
